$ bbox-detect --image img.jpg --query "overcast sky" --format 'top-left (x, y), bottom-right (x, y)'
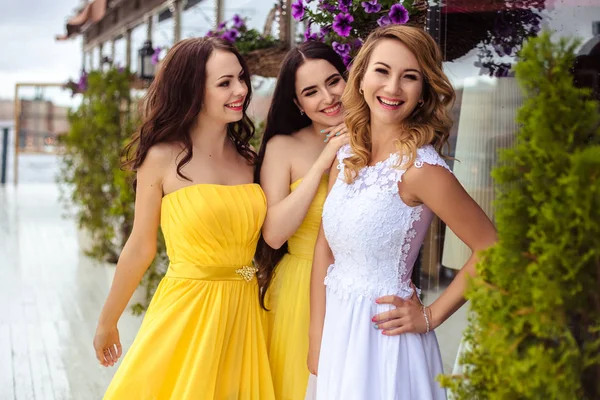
top-left (0, 0), bottom-right (82, 100)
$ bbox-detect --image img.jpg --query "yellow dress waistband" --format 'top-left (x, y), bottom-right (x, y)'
top-left (165, 263), bottom-right (258, 282)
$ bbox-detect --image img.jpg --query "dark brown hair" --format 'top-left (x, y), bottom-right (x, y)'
top-left (254, 41), bottom-right (346, 310)
top-left (123, 37), bottom-right (256, 181)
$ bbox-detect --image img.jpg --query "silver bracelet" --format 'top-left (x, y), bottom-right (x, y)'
top-left (422, 305), bottom-right (430, 334)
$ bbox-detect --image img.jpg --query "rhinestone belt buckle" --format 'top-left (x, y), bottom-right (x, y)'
top-left (235, 265), bottom-right (258, 282)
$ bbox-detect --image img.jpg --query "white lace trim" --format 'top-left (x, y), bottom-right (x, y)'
top-left (398, 205), bottom-right (423, 284)
top-left (324, 270), bottom-right (419, 301)
top-left (335, 144), bottom-right (452, 198)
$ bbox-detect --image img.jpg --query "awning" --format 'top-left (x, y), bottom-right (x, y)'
top-left (56, 0), bottom-right (107, 41)
top-left (443, 0), bottom-right (598, 13)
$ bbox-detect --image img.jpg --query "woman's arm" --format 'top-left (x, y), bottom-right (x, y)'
top-left (261, 133), bottom-right (347, 249)
top-left (373, 164), bottom-right (497, 335)
top-left (93, 145), bottom-right (171, 366)
top-left (414, 164), bottom-right (497, 329)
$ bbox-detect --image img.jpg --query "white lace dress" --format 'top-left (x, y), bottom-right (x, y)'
top-left (315, 144), bottom-right (449, 400)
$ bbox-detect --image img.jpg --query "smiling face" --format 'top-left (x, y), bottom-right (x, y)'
top-left (200, 49), bottom-right (248, 124)
top-left (294, 58), bottom-right (347, 127)
top-left (360, 38), bottom-right (424, 128)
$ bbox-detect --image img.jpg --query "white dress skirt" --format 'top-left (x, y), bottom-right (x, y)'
top-left (311, 145), bottom-right (450, 400)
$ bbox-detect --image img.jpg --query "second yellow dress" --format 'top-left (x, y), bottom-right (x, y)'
top-left (267, 176), bottom-right (328, 400)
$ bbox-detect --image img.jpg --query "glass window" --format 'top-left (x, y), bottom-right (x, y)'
top-left (223, 0), bottom-right (278, 35)
top-left (85, 51), bottom-right (93, 72)
top-left (130, 23), bottom-right (147, 73)
top-left (153, 8), bottom-right (175, 49)
top-left (99, 43), bottom-right (111, 70)
top-left (182, 0), bottom-right (217, 38)
top-left (113, 37), bottom-right (127, 68)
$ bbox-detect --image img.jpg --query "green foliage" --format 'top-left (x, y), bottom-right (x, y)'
top-left (440, 32), bottom-right (600, 399)
top-left (58, 67), bottom-right (167, 313)
top-left (250, 120), bottom-right (266, 150)
top-left (207, 15), bottom-right (279, 55)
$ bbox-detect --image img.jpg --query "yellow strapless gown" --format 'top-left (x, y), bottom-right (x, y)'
top-left (266, 176), bottom-right (328, 400)
top-left (104, 184), bottom-right (275, 400)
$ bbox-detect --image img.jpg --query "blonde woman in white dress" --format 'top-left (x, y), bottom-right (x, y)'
top-left (307, 25), bottom-right (497, 400)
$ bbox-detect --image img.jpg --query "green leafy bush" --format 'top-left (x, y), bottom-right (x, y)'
top-left (58, 67), bottom-right (167, 314)
top-left (440, 32), bottom-right (600, 399)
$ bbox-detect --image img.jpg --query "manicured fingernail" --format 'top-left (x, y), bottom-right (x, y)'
top-left (335, 132), bottom-right (341, 136)
top-left (371, 317), bottom-right (376, 322)
top-left (375, 299), bottom-right (380, 304)
top-left (382, 330), bottom-right (387, 335)
top-left (374, 324), bottom-right (379, 329)
top-left (320, 129), bottom-right (325, 133)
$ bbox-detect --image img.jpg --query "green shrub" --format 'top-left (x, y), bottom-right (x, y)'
top-left (58, 67), bottom-right (167, 314)
top-left (440, 32), bottom-right (600, 399)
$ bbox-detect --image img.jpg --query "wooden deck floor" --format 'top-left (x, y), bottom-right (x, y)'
top-left (0, 184), bottom-right (142, 399)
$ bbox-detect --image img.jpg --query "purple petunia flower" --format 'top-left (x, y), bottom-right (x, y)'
top-left (221, 29), bottom-right (239, 42)
top-left (389, 4), bottom-right (409, 25)
top-left (217, 21), bottom-right (227, 30)
top-left (338, 0), bottom-right (352, 12)
top-left (351, 38), bottom-right (363, 52)
top-left (151, 47), bottom-right (161, 65)
top-left (291, 0), bottom-right (305, 20)
top-left (377, 15), bottom-right (391, 26)
top-left (77, 71), bottom-right (88, 92)
top-left (342, 54), bottom-right (353, 67)
top-left (232, 14), bottom-right (245, 29)
top-left (318, 0), bottom-right (336, 13)
top-left (304, 24), bottom-right (321, 41)
top-left (320, 25), bottom-right (332, 36)
top-left (306, 32), bottom-right (322, 41)
top-left (332, 13), bottom-right (354, 37)
top-left (332, 41), bottom-right (351, 57)
top-left (361, 0), bottom-right (382, 13)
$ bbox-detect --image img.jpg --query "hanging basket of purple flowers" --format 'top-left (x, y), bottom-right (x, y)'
top-left (293, 0), bottom-right (428, 66)
top-left (206, 13), bottom-right (286, 78)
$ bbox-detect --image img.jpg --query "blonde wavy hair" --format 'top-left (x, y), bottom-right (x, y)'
top-left (341, 25), bottom-right (455, 183)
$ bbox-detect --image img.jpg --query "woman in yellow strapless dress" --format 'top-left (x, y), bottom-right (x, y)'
top-left (93, 37), bottom-right (275, 399)
top-left (254, 42), bottom-right (348, 399)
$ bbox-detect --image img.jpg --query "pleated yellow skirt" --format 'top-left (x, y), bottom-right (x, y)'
top-left (104, 272), bottom-right (274, 399)
top-left (267, 254), bottom-right (312, 400)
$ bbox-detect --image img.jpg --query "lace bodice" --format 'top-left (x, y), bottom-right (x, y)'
top-left (322, 144), bottom-right (452, 300)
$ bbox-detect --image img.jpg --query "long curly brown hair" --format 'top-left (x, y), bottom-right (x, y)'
top-left (342, 25), bottom-right (455, 182)
top-left (122, 37), bottom-right (256, 181)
